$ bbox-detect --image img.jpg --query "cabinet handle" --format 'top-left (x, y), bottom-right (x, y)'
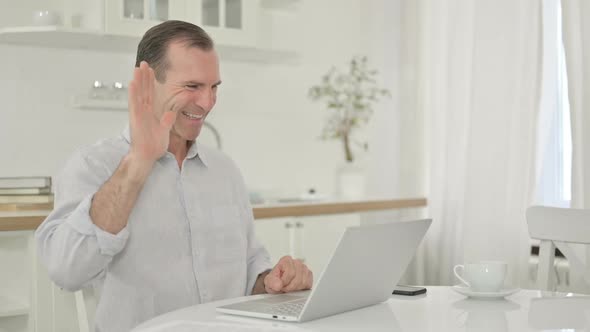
top-left (285, 222), bottom-right (293, 229)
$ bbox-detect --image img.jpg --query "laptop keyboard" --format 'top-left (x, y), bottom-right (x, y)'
top-left (143, 321), bottom-right (301, 332)
top-left (262, 298), bottom-right (306, 316)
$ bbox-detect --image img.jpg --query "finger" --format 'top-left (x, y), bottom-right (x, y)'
top-left (145, 66), bottom-right (154, 113)
top-left (131, 67), bottom-right (142, 113)
top-left (264, 269), bottom-right (284, 293)
top-left (140, 61), bottom-right (151, 112)
top-left (279, 257), bottom-right (296, 286)
top-left (138, 62), bottom-right (147, 103)
top-left (141, 61), bottom-right (149, 91)
top-left (128, 80), bottom-right (137, 119)
top-left (266, 264), bottom-right (284, 293)
top-left (283, 261), bottom-right (305, 292)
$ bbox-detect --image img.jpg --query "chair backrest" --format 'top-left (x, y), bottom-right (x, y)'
top-left (526, 206), bottom-right (590, 291)
top-left (74, 285), bottom-right (99, 332)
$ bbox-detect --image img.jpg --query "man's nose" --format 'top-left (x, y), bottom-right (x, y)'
top-left (196, 89), bottom-right (215, 111)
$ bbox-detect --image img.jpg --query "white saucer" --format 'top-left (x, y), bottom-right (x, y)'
top-left (452, 285), bottom-right (520, 299)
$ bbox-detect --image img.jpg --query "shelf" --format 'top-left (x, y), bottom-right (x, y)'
top-left (0, 296), bottom-right (28, 318)
top-left (0, 25), bottom-right (137, 53)
top-left (260, 0), bottom-right (301, 11)
top-left (72, 96), bottom-right (128, 111)
top-left (0, 25), bottom-right (300, 64)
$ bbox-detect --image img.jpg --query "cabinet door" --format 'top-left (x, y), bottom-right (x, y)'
top-left (185, 0), bottom-right (256, 47)
top-left (254, 218), bottom-right (291, 264)
top-left (255, 215), bottom-right (361, 277)
top-left (300, 215), bottom-right (361, 277)
top-left (104, 0), bottom-right (186, 36)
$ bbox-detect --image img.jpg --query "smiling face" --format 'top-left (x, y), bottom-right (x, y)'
top-left (153, 41), bottom-right (221, 143)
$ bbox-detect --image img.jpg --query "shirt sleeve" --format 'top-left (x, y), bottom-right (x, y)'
top-left (246, 212), bottom-right (272, 295)
top-left (245, 209), bottom-right (273, 295)
top-left (233, 170), bottom-right (273, 295)
top-left (35, 149), bottom-right (129, 291)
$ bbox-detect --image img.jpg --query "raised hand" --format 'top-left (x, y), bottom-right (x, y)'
top-left (264, 256), bottom-right (313, 294)
top-left (127, 61), bottom-right (184, 164)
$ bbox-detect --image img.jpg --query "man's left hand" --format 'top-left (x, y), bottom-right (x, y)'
top-left (264, 256), bottom-right (313, 294)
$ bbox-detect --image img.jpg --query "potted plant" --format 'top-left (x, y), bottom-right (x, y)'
top-left (308, 56), bottom-right (390, 198)
top-left (308, 55), bottom-right (390, 163)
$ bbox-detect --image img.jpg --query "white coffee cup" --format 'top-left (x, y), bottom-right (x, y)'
top-left (453, 261), bottom-right (507, 292)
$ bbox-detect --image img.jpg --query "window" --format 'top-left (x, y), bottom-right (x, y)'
top-left (536, 0), bottom-right (572, 208)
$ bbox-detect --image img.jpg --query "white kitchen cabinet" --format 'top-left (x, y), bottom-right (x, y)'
top-left (104, 0), bottom-right (186, 36)
top-left (184, 0), bottom-right (256, 47)
top-left (254, 215), bottom-right (361, 277)
top-left (104, 0), bottom-right (256, 47)
top-left (0, 0), bottom-right (299, 63)
top-left (253, 217), bottom-right (291, 263)
top-left (0, 230), bottom-right (83, 332)
top-left (0, 232), bottom-right (32, 332)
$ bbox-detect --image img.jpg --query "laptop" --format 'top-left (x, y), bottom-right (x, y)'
top-left (216, 219), bottom-right (432, 322)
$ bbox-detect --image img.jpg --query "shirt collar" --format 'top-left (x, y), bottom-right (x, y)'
top-left (122, 125), bottom-right (208, 166)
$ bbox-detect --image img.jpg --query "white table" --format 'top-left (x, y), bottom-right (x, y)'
top-left (132, 286), bottom-right (590, 332)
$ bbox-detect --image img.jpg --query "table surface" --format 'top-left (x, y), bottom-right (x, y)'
top-left (132, 286), bottom-right (590, 332)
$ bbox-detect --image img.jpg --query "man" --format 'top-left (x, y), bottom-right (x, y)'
top-left (35, 20), bottom-right (312, 331)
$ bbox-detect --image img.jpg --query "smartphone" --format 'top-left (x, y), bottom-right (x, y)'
top-left (392, 285), bottom-right (427, 296)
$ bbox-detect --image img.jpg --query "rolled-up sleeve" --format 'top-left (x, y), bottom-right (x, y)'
top-left (235, 175), bottom-right (272, 295)
top-left (245, 220), bottom-right (272, 294)
top-left (35, 149), bottom-right (129, 291)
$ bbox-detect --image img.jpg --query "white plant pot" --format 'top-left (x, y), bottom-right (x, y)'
top-left (335, 162), bottom-right (366, 200)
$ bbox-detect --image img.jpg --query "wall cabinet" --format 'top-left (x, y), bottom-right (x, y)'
top-left (0, 232), bottom-right (32, 332)
top-left (104, 0), bottom-right (183, 37)
top-left (185, 0), bottom-right (256, 47)
top-left (105, 0), bottom-right (256, 47)
top-left (0, 0), bottom-right (299, 63)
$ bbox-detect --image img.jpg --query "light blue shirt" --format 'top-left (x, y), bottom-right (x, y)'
top-left (35, 127), bottom-right (272, 331)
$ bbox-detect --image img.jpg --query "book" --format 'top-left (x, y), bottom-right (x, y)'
top-left (0, 177), bottom-right (51, 189)
top-left (0, 194), bottom-right (54, 204)
top-left (0, 187), bottom-right (51, 195)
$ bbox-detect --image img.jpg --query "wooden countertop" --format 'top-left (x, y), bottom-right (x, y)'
top-left (0, 198), bottom-right (427, 232)
top-left (0, 210), bottom-right (53, 232)
top-left (252, 198), bottom-right (427, 219)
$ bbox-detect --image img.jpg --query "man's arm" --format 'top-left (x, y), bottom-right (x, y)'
top-left (35, 62), bottom-right (182, 291)
top-left (91, 61), bottom-right (180, 234)
top-left (89, 154), bottom-right (153, 234)
top-left (35, 150), bottom-right (155, 291)
top-left (35, 150), bottom-right (133, 291)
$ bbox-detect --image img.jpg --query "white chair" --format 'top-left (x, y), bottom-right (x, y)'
top-left (74, 285), bottom-right (99, 332)
top-left (526, 206), bottom-right (590, 291)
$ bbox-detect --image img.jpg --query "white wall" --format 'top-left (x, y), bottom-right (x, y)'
top-left (0, 1), bottom-right (429, 228)
top-left (0, 0), bottom-right (424, 201)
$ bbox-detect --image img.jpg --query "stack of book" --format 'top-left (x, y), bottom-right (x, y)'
top-left (0, 176), bottom-right (53, 204)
